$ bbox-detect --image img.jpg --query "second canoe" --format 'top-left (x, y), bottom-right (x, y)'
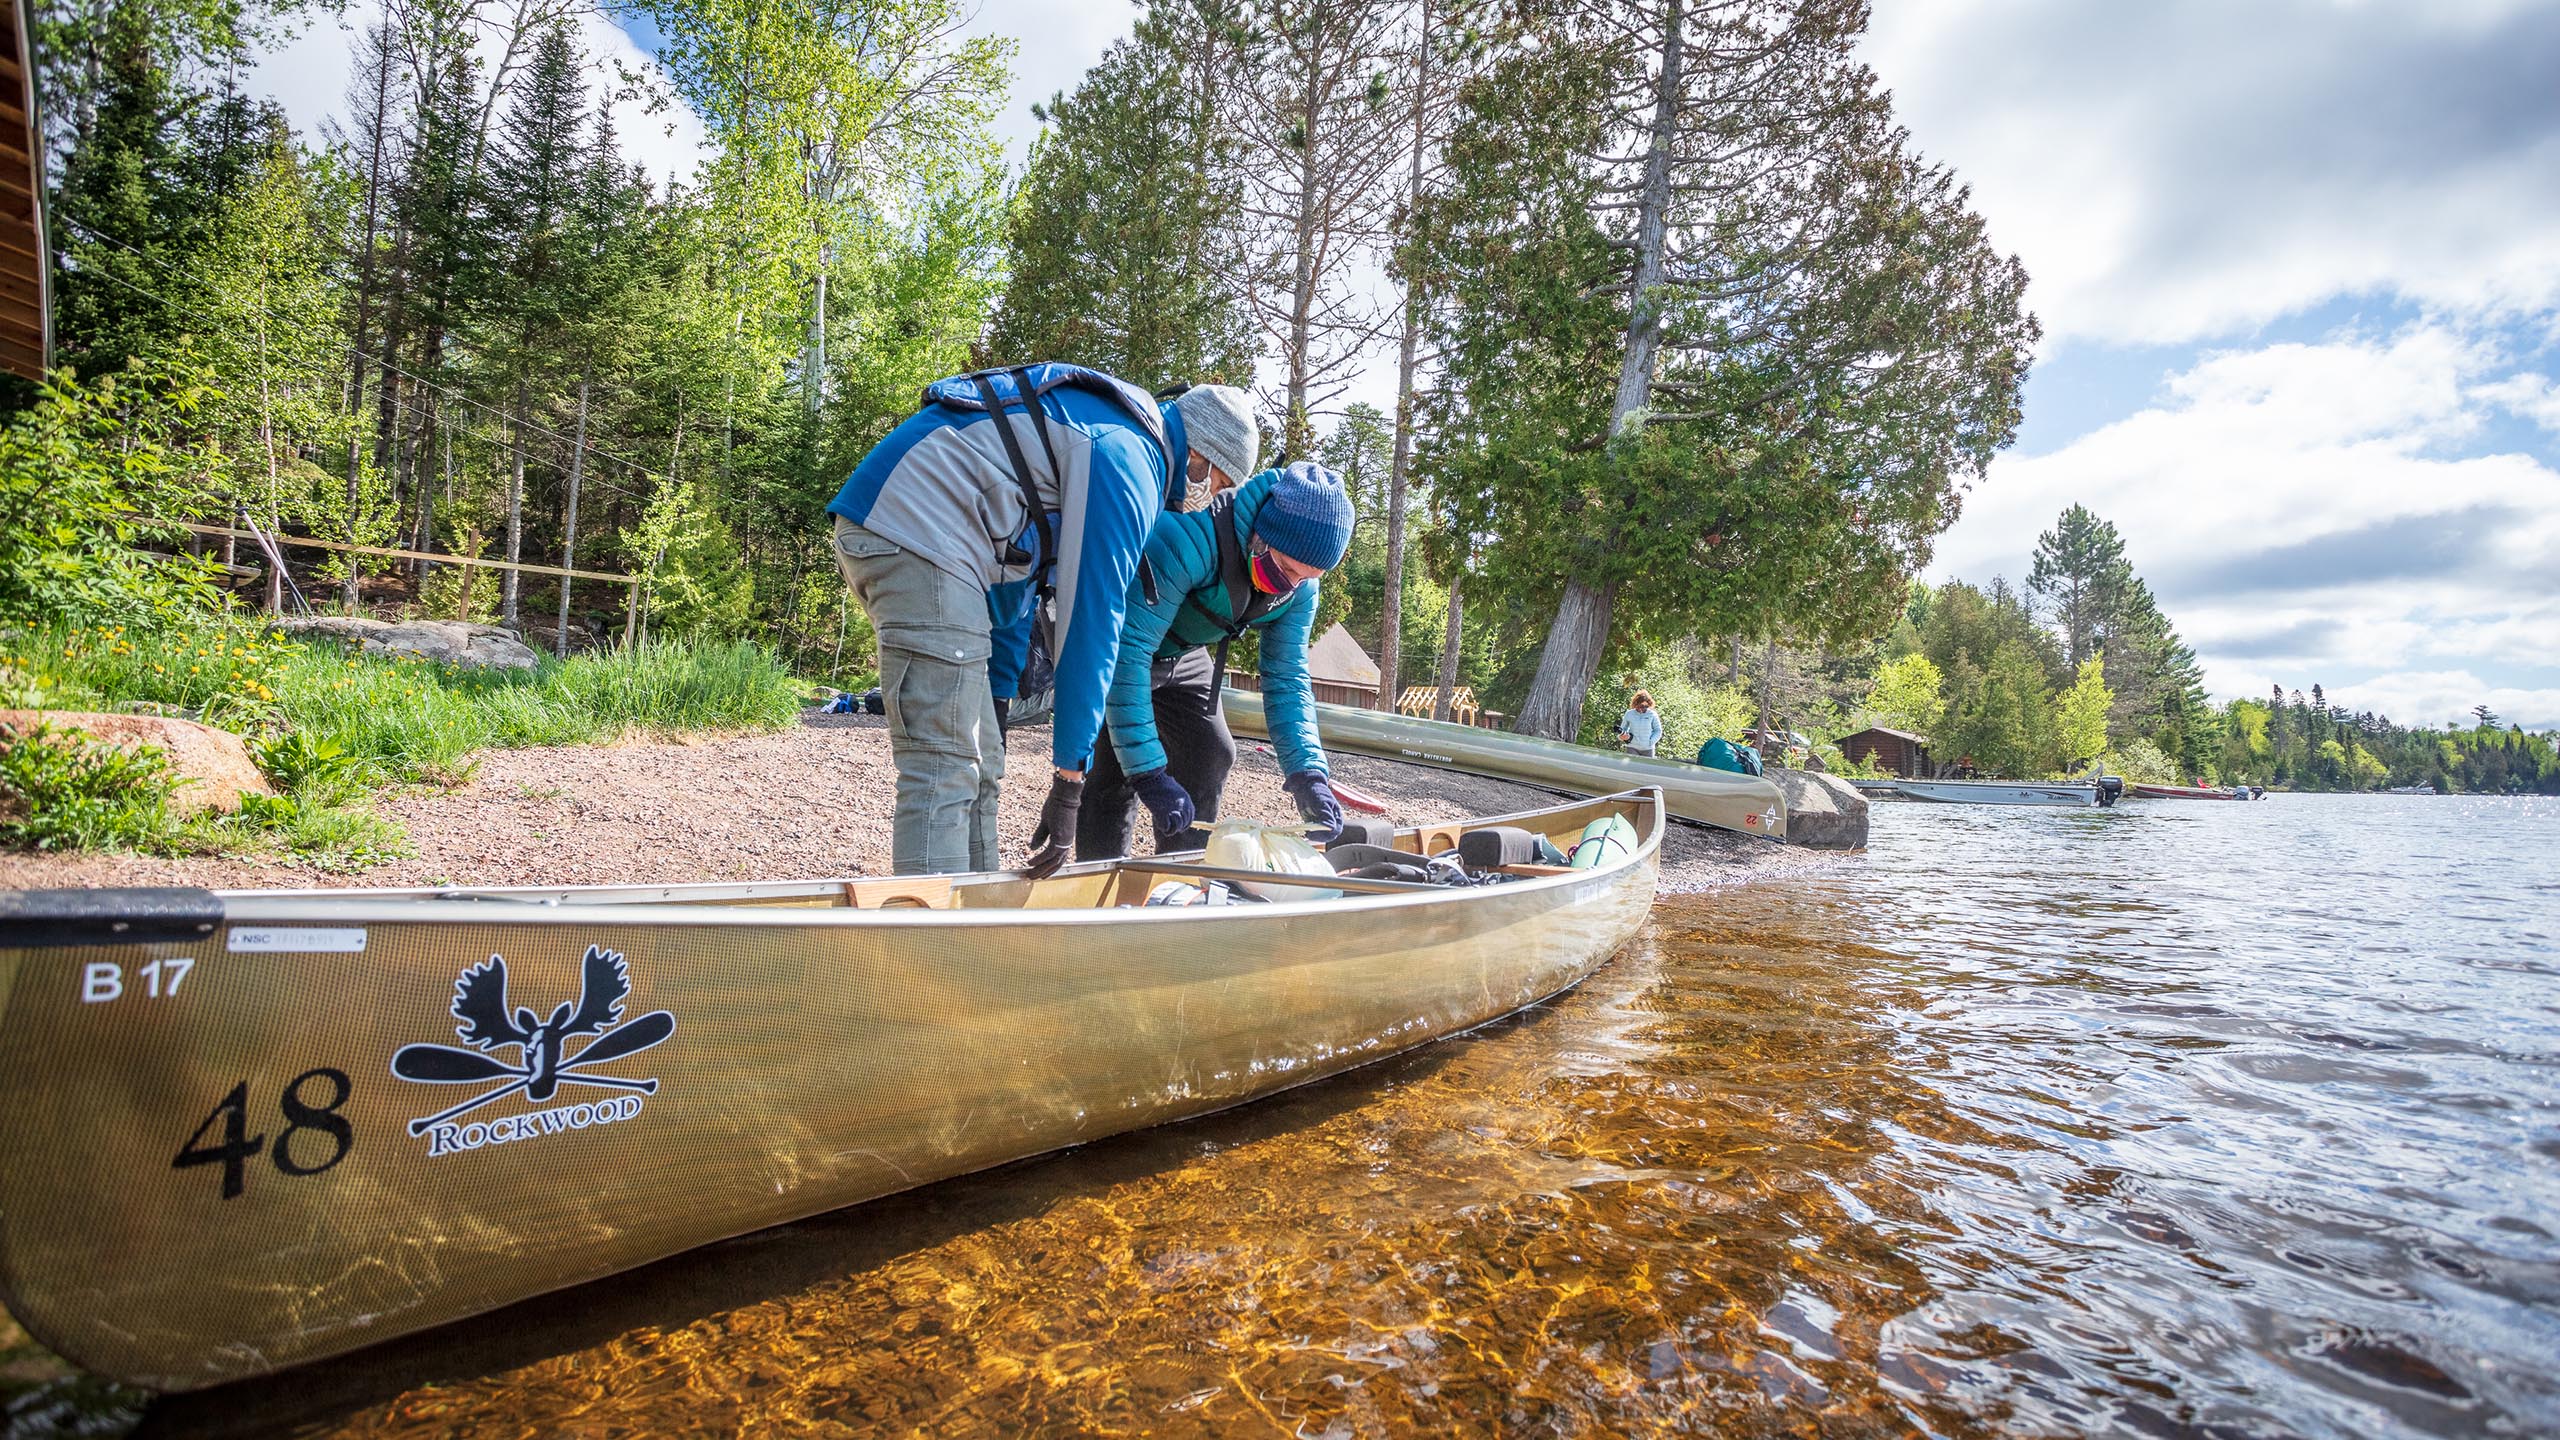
top-left (1224, 688), bottom-right (1787, 840)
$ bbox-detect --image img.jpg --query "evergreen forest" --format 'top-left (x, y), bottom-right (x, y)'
top-left (8, 0), bottom-right (2548, 795)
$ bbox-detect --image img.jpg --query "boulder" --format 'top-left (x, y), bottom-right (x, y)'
top-left (1769, 767), bottom-right (1867, 850)
top-left (276, 616), bottom-right (541, 671)
top-left (0, 711), bottom-right (274, 816)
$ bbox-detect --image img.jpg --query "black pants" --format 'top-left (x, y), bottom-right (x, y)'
top-left (1077, 647), bottom-right (1236, 861)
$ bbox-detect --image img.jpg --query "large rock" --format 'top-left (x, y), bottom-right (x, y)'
top-left (1770, 767), bottom-right (1867, 850)
top-left (0, 710), bottom-right (274, 816)
top-left (276, 616), bottom-right (541, 671)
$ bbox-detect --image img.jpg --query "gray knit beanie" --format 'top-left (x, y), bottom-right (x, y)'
top-left (1173, 385), bottom-right (1260, 487)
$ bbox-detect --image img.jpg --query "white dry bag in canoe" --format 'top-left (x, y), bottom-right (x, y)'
top-left (1203, 819), bottom-right (1341, 900)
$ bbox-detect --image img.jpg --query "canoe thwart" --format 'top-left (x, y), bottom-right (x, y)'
top-left (1116, 859), bottom-right (1440, 895)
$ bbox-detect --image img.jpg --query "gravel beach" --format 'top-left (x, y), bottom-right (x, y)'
top-left (0, 710), bottom-right (1826, 893)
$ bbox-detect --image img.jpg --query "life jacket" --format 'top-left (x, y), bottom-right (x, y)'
top-left (1136, 488), bottom-right (1281, 695)
top-left (919, 363), bottom-right (1179, 586)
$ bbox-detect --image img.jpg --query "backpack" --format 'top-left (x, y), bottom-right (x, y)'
top-left (1698, 738), bottom-right (1764, 776)
top-left (920, 364), bottom-right (1179, 586)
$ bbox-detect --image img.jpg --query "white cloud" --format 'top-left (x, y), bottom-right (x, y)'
top-left (2476, 372), bottom-right (2560, 434)
top-left (954, 0), bottom-right (1134, 165)
top-left (1927, 323), bottom-right (2560, 722)
top-left (2256, 670), bottom-right (2560, 734)
top-left (1860, 0), bottom-right (2560, 346)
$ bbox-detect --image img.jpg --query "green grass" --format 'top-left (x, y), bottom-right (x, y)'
top-left (1, 620), bottom-right (804, 865)
top-left (10, 621), bottom-right (803, 786)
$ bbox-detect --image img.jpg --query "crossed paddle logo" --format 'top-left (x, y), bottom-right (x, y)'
top-left (392, 944), bottom-right (676, 1136)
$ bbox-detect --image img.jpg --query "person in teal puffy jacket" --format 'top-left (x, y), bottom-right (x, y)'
top-left (1083, 462), bottom-right (1356, 860)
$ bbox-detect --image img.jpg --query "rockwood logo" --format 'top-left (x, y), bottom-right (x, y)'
top-left (391, 944), bottom-right (675, 1157)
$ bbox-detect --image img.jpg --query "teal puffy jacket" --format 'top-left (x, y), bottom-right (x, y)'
top-left (1104, 471), bottom-right (1327, 779)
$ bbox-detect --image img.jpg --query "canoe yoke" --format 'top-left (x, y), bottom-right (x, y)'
top-left (0, 886), bottom-right (225, 947)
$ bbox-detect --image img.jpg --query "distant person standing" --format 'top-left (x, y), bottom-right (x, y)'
top-left (1615, 690), bottom-right (1663, 757)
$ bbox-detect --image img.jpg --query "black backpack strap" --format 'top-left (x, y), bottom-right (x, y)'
top-left (1010, 366), bottom-right (1068, 484)
top-left (1208, 493), bottom-right (1279, 638)
top-left (968, 372), bottom-right (1056, 589)
top-left (1202, 493), bottom-right (1280, 698)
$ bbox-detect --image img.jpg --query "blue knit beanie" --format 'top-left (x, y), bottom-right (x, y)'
top-left (1253, 461), bottom-right (1356, 570)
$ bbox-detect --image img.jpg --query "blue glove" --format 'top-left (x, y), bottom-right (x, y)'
top-left (1130, 769), bottom-right (1197, 840)
top-left (1284, 770), bottom-right (1342, 845)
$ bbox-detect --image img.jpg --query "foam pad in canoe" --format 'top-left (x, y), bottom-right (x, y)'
top-left (1457, 826), bottom-right (1539, 872)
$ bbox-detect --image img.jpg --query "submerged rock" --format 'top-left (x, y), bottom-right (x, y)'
top-left (0, 710), bottom-right (274, 815)
top-left (276, 617), bottom-right (541, 671)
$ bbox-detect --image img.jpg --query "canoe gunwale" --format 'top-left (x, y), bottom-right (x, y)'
top-left (196, 788), bottom-right (1668, 924)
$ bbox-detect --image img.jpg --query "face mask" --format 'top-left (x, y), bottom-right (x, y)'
top-left (1250, 550), bottom-right (1294, 594)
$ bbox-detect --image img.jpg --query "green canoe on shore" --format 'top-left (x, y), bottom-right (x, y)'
top-left (1224, 688), bottom-right (1788, 841)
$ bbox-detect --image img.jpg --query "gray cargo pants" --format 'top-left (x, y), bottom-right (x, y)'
top-left (832, 516), bottom-right (1004, 875)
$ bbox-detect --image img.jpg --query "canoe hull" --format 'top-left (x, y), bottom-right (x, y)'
top-left (1225, 689), bottom-right (1786, 840)
top-left (2128, 783), bottom-right (2247, 800)
top-left (0, 796), bottom-right (1658, 1390)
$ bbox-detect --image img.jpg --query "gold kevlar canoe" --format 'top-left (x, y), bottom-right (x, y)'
top-left (1226, 688), bottom-right (1788, 840)
top-left (0, 790), bottom-right (1661, 1391)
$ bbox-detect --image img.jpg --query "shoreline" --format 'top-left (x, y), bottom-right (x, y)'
top-left (0, 710), bottom-right (1833, 894)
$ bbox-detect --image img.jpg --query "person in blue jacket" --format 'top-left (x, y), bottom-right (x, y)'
top-left (828, 364), bottom-right (1260, 876)
top-left (1081, 461), bottom-right (1357, 860)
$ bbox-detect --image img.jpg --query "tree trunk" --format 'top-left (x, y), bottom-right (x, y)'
top-left (804, 249), bottom-right (828, 416)
top-left (1757, 633), bottom-right (1776, 750)
top-left (418, 416), bottom-right (445, 587)
top-left (1432, 572), bottom-right (1463, 723)
top-left (1513, 0), bottom-right (1683, 738)
top-left (1728, 635), bottom-right (1741, 685)
top-left (1379, 0), bottom-right (1435, 716)
top-left (503, 387), bottom-right (527, 626)
top-left (336, 416), bottom-right (357, 613)
top-left (1513, 577), bottom-right (1618, 739)
top-left (1283, 49), bottom-right (1325, 458)
top-left (556, 367), bottom-right (591, 657)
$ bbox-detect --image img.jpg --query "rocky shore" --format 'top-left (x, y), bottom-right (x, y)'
top-left (0, 709), bottom-right (1830, 894)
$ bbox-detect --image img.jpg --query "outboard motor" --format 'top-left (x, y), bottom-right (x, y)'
top-left (2097, 775), bottom-right (2125, 807)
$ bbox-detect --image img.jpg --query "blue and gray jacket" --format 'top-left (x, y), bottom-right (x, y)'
top-left (826, 365), bottom-right (1183, 772)
top-left (1105, 471), bottom-right (1329, 780)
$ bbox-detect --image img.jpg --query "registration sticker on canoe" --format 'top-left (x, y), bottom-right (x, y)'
top-left (227, 927), bottom-right (368, 953)
top-left (389, 944), bottom-right (675, 1157)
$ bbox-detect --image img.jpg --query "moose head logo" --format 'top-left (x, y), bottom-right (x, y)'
top-left (392, 945), bottom-right (675, 1147)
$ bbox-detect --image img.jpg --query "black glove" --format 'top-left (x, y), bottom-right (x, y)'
top-left (1130, 769), bottom-right (1197, 839)
top-left (1284, 770), bottom-right (1343, 845)
top-left (1024, 772), bottom-right (1082, 879)
top-left (993, 696), bottom-right (1010, 736)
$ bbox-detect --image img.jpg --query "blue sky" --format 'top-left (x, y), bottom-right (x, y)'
top-left (255, 0), bottom-right (2560, 729)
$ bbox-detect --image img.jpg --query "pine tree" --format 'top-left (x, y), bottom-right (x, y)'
top-left (1426, 0), bottom-right (2036, 740)
top-left (2027, 504), bottom-right (2129, 666)
top-left (475, 21), bottom-right (586, 625)
top-left (50, 2), bottom-right (187, 377)
top-left (985, 0), bottom-right (1254, 387)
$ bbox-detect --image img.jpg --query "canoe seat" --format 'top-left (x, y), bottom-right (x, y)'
top-left (842, 876), bottom-right (954, 910)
